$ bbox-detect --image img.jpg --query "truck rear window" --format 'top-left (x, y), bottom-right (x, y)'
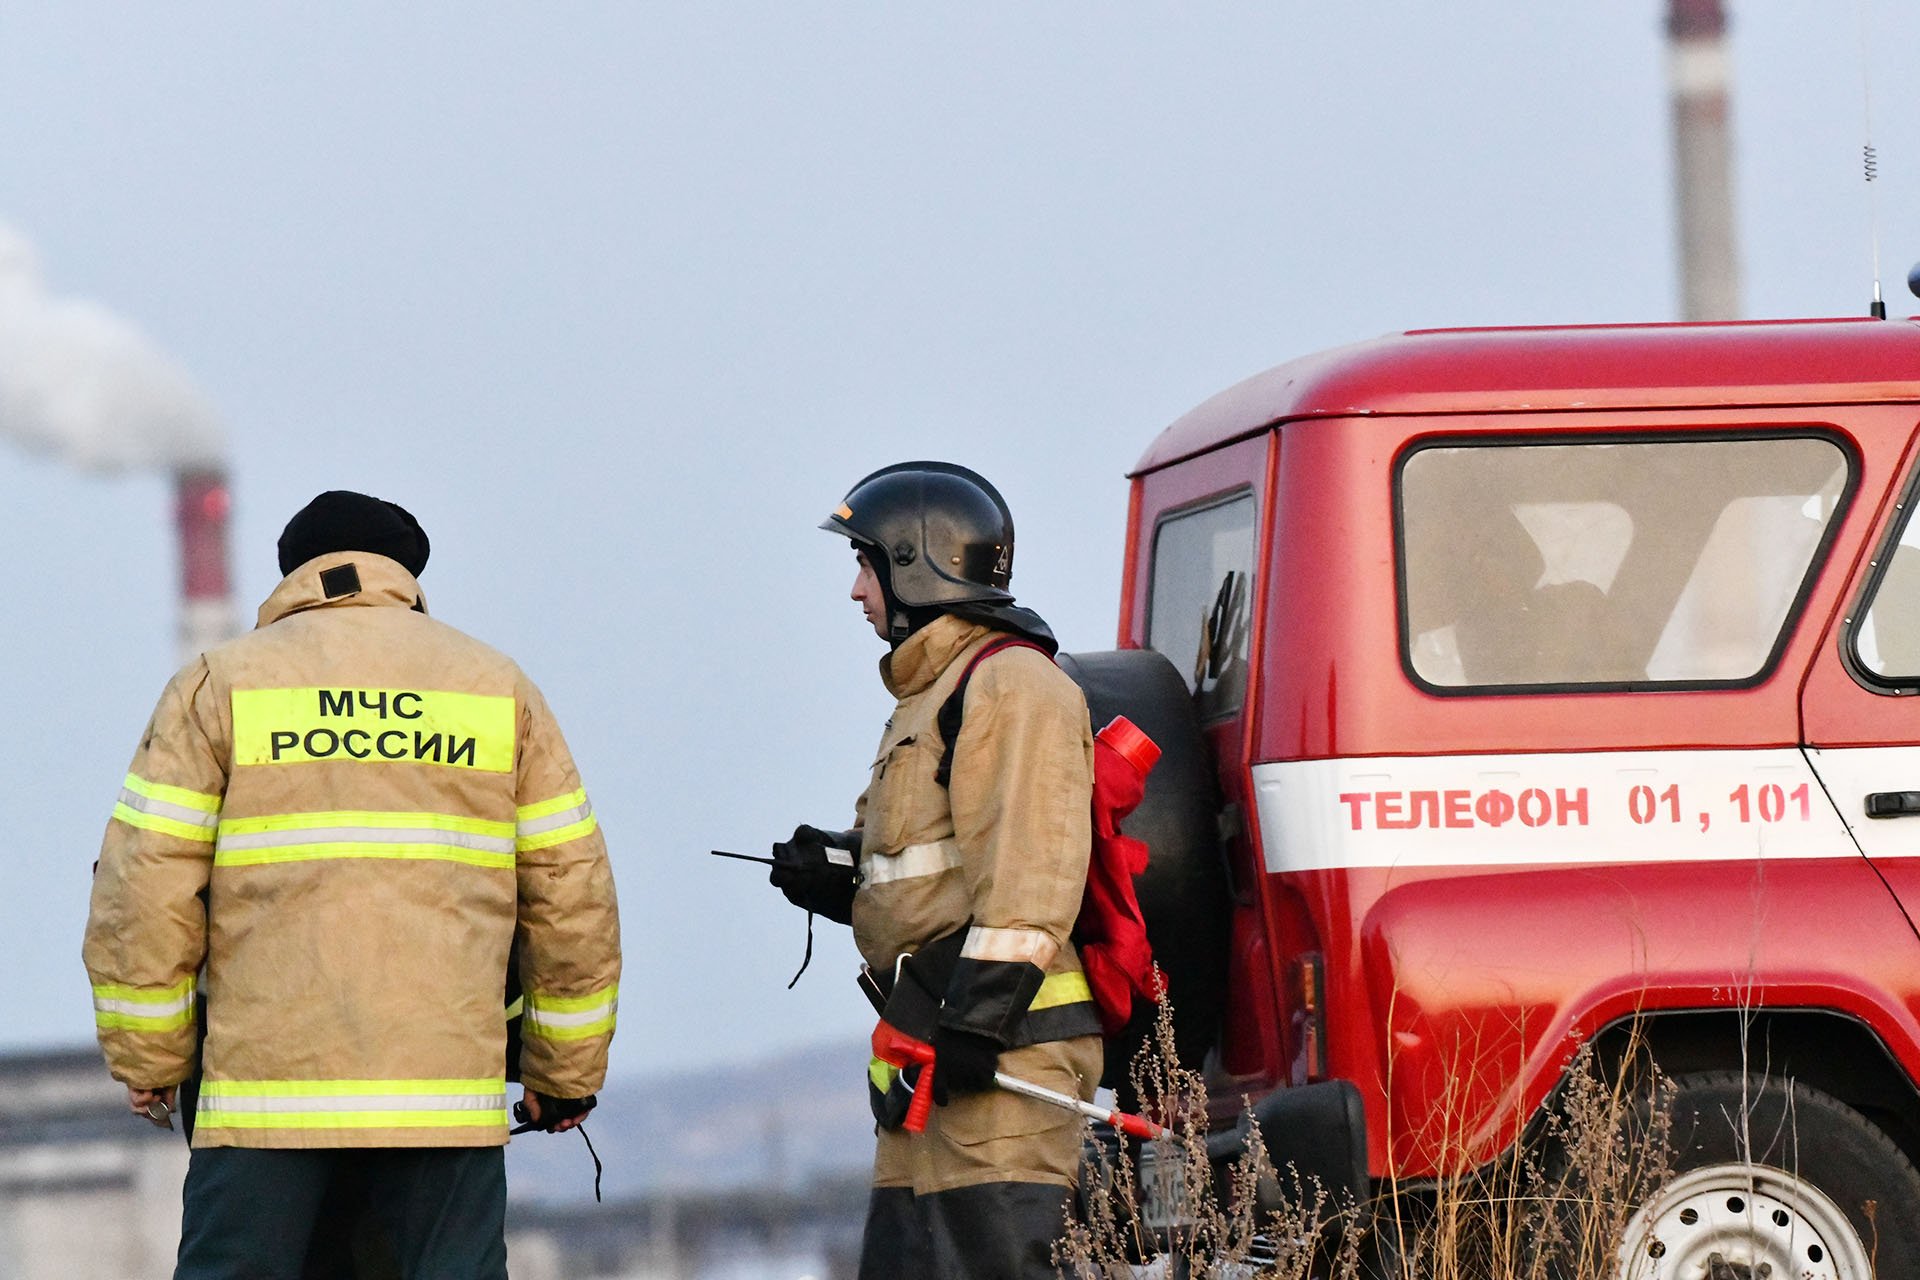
top-left (1148, 491), bottom-right (1255, 719)
top-left (1397, 435), bottom-right (1850, 691)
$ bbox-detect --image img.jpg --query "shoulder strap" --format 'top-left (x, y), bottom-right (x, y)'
top-left (934, 638), bottom-right (1049, 789)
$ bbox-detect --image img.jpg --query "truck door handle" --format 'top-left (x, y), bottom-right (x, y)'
top-left (1865, 791), bottom-right (1920, 818)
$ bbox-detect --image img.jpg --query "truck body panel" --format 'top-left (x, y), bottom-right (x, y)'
top-left (1123, 318), bottom-right (1920, 1183)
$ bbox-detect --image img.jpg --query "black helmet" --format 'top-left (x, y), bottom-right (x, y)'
top-left (821, 462), bottom-right (1016, 608)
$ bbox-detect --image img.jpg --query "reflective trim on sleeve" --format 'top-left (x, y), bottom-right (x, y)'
top-left (195, 1077), bottom-right (509, 1131)
top-left (869, 1056), bottom-right (898, 1092)
top-left (92, 975), bottom-right (197, 1032)
top-left (860, 839), bottom-right (962, 887)
top-left (1027, 970), bottom-right (1092, 1013)
top-left (503, 996), bottom-right (524, 1021)
top-left (515, 789), bottom-right (597, 852)
top-left (961, 925), bottom-right (1059, 968)
top-left (113, 774), bottom-right (221, 842)
top-left (523, 984), bottom-right (618, 1041)
top-left (214, 810), bottom-right (516, 869)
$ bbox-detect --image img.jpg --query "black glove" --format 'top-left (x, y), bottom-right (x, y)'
top-left (511, 1090), bottom-right (597, 1135)
top-left (768, 824), bottom-right (859, 925)
top-left (930, 1026), bottom-right (1001, 1105)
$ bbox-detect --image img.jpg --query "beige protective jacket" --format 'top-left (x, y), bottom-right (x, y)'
top-left (83, 552), bottom-right (620, 1149)
top-left (854, 614), bottom-right (1099, 1047)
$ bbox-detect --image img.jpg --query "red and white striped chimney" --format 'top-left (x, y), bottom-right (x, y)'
top-left (173, 467), bottom-right (237, 663)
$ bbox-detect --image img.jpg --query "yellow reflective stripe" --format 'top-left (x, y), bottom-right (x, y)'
top-left (112, 803), bottom-right (217, 843)
top-left (869, 1056), bottom-right (898, 1092)
top-left (524, 985), bottom-right (617, 1040)
top-left (525, 985), bottom-right (619, 1014)
top-left (1027, 970), bottom-right (1092, 1013)
top-left (503, 996), bottom-right (524, 1021)
top-left (122, 773), bottom-right (221, 814)
top-left (219, 811), bottom-right (514, 839)
top-left (92, 976), bottom-right (197, 1031)
top-left (516, 789), bottom-right (587, 823)
top-left (200, 1077), bottom-right (503, 1097)
top-left (516, 815), bottom-right (598, 853)
top-left (231, 687), bottom-right (515, 773)
top-left (214, 845), bottom-right (514, 869)
top-left (196, 1077), bottom-right (509, 1131)
top-left (95, 1008), bottom-right (195, 1032)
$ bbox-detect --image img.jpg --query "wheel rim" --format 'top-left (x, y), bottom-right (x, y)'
top-left (1618, 1163), bottom-right (1873, 1278)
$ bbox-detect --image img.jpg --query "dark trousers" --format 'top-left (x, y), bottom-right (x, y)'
top-left (858, 1182), bottom-right (1074, 1280)
top-left (175, 1146), bottom-right (507, 1280)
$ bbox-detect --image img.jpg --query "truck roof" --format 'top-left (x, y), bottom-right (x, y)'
top-left (1133, 316), bottom-right (1920, 474)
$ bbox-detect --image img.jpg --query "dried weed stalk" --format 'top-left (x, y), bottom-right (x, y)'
top-left (1056, 990), bottom-right (1363, 1279)
top-left (1058, 997), bottom-right (1677, 1280)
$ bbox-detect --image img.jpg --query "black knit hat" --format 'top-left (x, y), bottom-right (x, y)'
top-left (277, 491), bottom-right (431, 578)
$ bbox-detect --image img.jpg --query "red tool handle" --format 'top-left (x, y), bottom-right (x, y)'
top-left (1108, 1109), bottom-right (1165, 1142)
top-left (872, 1020), bottom-right (939, 1134)
top-left (904, 1064), bottom-right (937, 1133)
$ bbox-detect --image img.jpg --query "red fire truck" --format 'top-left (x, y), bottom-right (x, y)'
top-left (1090, 316), bottom-right (1920, 1276)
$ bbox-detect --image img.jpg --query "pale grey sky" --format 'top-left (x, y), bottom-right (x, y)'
top-left (3, 3), bottom-right (1915, 1079)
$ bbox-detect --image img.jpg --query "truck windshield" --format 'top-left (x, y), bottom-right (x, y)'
top-left (1397, 435), bottom-right (1849, 691)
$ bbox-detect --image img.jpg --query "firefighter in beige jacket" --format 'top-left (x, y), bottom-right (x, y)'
top-left (83, 491), bottom-right (619, 1278)
top-left (771, 462), bottom-right (1100, 1280)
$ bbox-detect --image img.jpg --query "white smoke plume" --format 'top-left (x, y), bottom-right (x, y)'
top-left (0, 221), bottom-right (224, 471)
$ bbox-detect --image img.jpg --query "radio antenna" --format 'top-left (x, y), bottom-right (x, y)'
top-left (1859, 0), bottom-right (1885, 317)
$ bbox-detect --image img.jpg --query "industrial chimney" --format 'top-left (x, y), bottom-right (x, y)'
top-left (1667, 0), bottom-right (1742, 320)
top-left (174, 467), bottom-right (237, 663)
top-left (0, 222), bottom-right (237, 665)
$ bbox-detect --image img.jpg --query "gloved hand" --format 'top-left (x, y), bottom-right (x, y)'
top-left (511, 1090), bottom-right (597, 1134)
top-left (768, 824), bottom-right (859, 925)
top-left (930, 1026), bottom-right (1001, 1105)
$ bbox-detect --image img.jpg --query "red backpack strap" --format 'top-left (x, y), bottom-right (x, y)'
top-left (934, 638), bottom-right (1050, 789)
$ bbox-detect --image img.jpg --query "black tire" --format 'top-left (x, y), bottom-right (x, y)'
top-left (1619, 1071), bottom-right (1920, 1277)
top-left (1057, 649), bottom-right (1231, 1079)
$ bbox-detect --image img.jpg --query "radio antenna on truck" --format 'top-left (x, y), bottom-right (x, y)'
top-left (1858, 0), bottom-right (1886, 317)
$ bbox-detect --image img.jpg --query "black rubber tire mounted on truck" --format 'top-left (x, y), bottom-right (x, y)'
top-left (1618, 1071), bottom-right (1920, 1277)
top-left (1058, 648), bottom-right (1231, 1083)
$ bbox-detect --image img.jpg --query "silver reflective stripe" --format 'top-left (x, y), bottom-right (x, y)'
top-left (200, 1092), bottom-right (506, 1114)
top-left (861, 838), bottom-right (962, 886)
top-left (962, 925), bottom-right (1058, 966)
top-left (116, 788), bottom-right (218, 830)
top-left (516, 799), bottom-right (592, 837)
top-left (527, 1000), bottom-right (617, 1029)
top-left (92, 991), bottom-right (194, 1019)
top-left (217, 826), bottom-right (515, 854)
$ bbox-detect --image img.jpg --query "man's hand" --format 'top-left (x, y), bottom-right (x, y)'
top-left (930, 1027), bottom-right (1001, 1105)
top-left (127, 1084), bottom-right (178, 1129)
top-left (767, 824), bottom-right (860, 924)
top-left (517, 1088), bottom-right (595, 1134)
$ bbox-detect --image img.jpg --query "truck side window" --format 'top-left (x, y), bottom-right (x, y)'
top-left (1148, 492), bottom-right (1255, 719)
top-left (1852, 490), bottom-right (1920, 683)
top-left (1398, 436), bottom-right (1849, 691)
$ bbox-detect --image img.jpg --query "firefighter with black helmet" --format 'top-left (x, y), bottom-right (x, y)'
top-left (770, 461), bottom-right (1102, 1279)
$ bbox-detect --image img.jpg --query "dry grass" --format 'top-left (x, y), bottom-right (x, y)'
top-left (1056, 999), bottom-right (1677, 1280)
